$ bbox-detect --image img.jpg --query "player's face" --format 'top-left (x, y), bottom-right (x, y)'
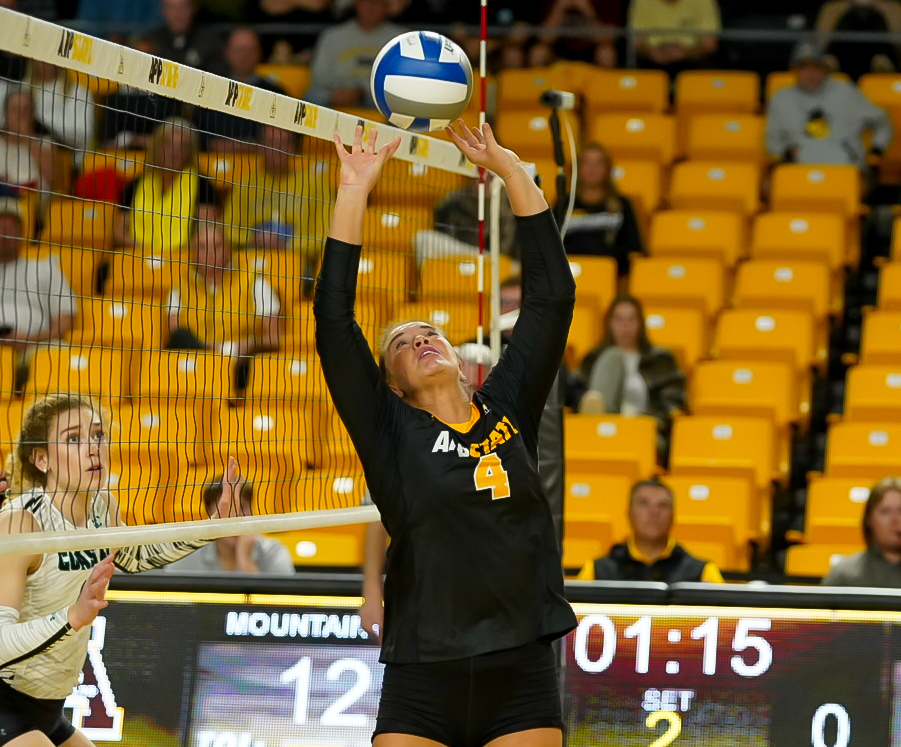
top-left (869, 489), bottom-right (901, 556)
top-left (383, 322), bottom-right (459, 395)
top-left (629, 486), bottom-right (673, 545)
top-left (41, 407), bottom-right (107, 495)
top-left (609, 301), bottom-right (641, 350)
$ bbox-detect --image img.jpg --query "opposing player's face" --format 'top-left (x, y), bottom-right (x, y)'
top-left (629, 486), bottom-right (673, 545)
top-left (384, 322), bottom-right (459, 395)
top-left (869, 489), bottom-right (901, 556)
top-left (41, 407), bottom-right (107, 495)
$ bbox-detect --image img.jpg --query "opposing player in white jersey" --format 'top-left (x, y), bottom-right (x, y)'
top-left (0, 394), bottom-right (244, 747)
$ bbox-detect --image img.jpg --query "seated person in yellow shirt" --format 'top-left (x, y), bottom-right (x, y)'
top-left (167, 222), bottom-right (281, 387)
top-left (223, 124), bottom-right (334, 296)
top-left (578, 479), bottom-right (724, 583)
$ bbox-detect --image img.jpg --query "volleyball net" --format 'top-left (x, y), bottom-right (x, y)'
top-left (0, 8), bottom-right (516, 556)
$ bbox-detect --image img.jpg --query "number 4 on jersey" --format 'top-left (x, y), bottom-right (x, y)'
top-left (474, 453), bottom-right (511, 500)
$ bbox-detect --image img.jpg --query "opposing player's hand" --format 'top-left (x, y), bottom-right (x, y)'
top-left (68, 554), bottom-right (115, 631)
top-left (445, 120), bottom-right (521, 180)
top-left (358, 596), bottom-right (384, 642)
top-left (333, 125), bottom-right (401, 195)
top-left (216, 456), bottom-right (245, 519)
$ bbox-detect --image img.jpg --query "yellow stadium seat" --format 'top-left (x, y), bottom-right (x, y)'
top-left (643, 305), bottom-right (707, 373)
top-left (582, 69), bottom-right (669, 119)
top-left (255, 63), bottom-right (310, 99)
top-left (134, 350), bottom-right (231, 402)
top-left (420, 254), bottom-right (515, 301)
top-left (765, 70), bottom-right (850, 101)
top-left (564, 413), bottom-right (658, 482)
top-left (588, 114), bottom-right (676, 165)
top-left (372, 159), bottom-right (467, 210)
top-left (685, 114), bottom-right (765, 164)
top-left (566, 306), bottom-right (602, 371)
top-left (784, 543), bottom-right (863, 577)
top-left (304, 400), bottom-right (362, 474)
top-left (565, 472), bottom-right (633, 543)
top-left (859, 310), bottom-right (901, 365)
top-left (114, 399), bottom-right (209, 474)
top-left (39, 198), bottom-right (116, 251)
top-left (859, 74), bottom-right (901, 184)
top-left (28, 346), bottom-right (131, 400)
top-left (668, 161), bottom-right (761, 216)
top-left (271, 525), bottom-right (365, 566)
top-left (770, 164), bottom-right (861, 219)
top-left (669, 415), bottom-right (778, 494)
top-left (245, 352), bottom-right (327, 403)
top-left (844, 365), bottom-right (901, 422)
top-left (362, 208), bottom-right (431, 255)
top-left (751, 212), bottom-right (848, 271)
top-left (197, 152), bottom-right (262, 192)
top-left (878, 263), bottom-right (901, 310)
top-left (568, 255), bottom-right (617, 318)
top-left (675, 70), bottom-right (760, 114)
top-left (396, 300), bottom-right (480, 347)
top-left (105, 463), bottom-right (178, 525)
top-left (804, 476), bottom-right (873, 545)
top-left (357, 248), bottom-right (413, 311)
top-left (496, 66), bottom-right (568, 111)
top-left (629, 256), bottom-right (724, 319)
top-left (648, 209), bottom-right (744, 267)
top-left (610, 159), bottom-right (661, 232)
top-left (890, 216), bottom-right (901, 261)
top-left (712, 309), bottom-right (817, 374)
top-left (494, 111), bottom-right (557, 161)
top-left (20, 245), bottom-right (101, 302)
top-left (0, 348), bottom-right (17, 400)
top-left (234, 249), bottom-right (306, 311)
top-left (104, 251), bottom-right (191, 301)
top-left (68, 298), bottom-right (165, 351)
top-left (666, 474), bottom-right (756, 570)
top-left (0, 398), bottom-right (27, 462)
top-left (691, 360), bottom-right (799, 427)
top-left (216, 404), bottom-right (308, 477)
top-left (734, 259), bottom-right (833, 320)
top-left (824, 421), bottom-right (901, 480)
top-left (291, 473), bottom-right (368, 513)
top-left (562, 516), bottom-right (614, 572)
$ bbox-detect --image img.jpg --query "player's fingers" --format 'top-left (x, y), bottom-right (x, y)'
top-left (366, 127), bottom-right (379, 153)
top-left (377, 135), bottom-right (401, 161)
top-left (332, 132), bottom-right (347, 158)
top-left (351, 124), bottom-right (364, 153)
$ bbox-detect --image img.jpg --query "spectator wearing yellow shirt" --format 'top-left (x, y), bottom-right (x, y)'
top-left (167, 222), bottom-right (281, 365)
top-left (628, 0), bottom-right (721, 75)
top-left (577, 479), bottom-right (724, 583)
top-left (223, 125), bottom-right (333, 293)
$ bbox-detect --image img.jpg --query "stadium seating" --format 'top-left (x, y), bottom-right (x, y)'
top-left (255, 63), bottom-right (310, 99)
top-left (28, 346), bottom-right (132, 401)
top-left (39, 198), bottom-right (116, 251)
top-left (770, 164), bottom-right (861, 219)
top-left (217, 404), bottom-right (309, 478)
top-left (648, 209), bottom-right (745, 267)
top-left (610, 159), bottom-right (662, 228)
top-left (104, 251), bottom-right (190, 301)
top-left (197, 152), bottom-right (262, 192)
top-left (245, 352), bottom-right (327, 403)
top-left (496, 66), bottom-right (569, 111)
top-left (684, 114), bottom-right (765, 164)
top-left (643, 305), bottom-right (708, 373)
top-left (269, 524), bottom-right (367, 567)
top-left (588, 114), bottom-right (676, 165)
top-left (362, 208), bottom-right (432, 255)
top-left (859, 73), bottom-right (901, 184)
top-left (563, 414), bottom-right (657, 482)
top-left (134, 350), bottom-right (231, 403)
top-left (629, 256), bottom-right (725, 320)
top-left (564, 472), bottom-right (633, 546)
top-left (357, 248), bottom-right (413, 311)
top-left (668, 161), bottom-right (761, 216)
top-left (804, 476), bottom-right (872, 545)
top-left (494, 111), bottom-right (559, 161)
top-left (20, 245), bottom-right (101, 302)
top-left (68, 298), bottom-right (165, 351)
top-left (566, 306), bottom-right (603, 371)
top-left (582, 69), bottom-right (669, 120)
top-left (877, 263), bottom-right (901, 310)
top-left (568, 255), bottom-right (617, 317)
top-left (372, 159), bottom-right (466, 209)
top-left (712, 309), bottom-right (817, 373)
top-left (750, 212), bottom-right (849, 272)
top-left (843, 365), bottom-right (901, 422)
top-left (396, 300), bottom-right (480, 347)
top-left (420, 254), bottom-right (516, 301)
top-left (675, 70), bottom-right (760, 114)
top-left (784, 543), bottom-right (863, 577)
top-left (824, 421), bottom-right (901, 480)
top-left (561, 516), bottom-right (614, 572)
top-left (691, 360), bottom-right (799, 428)
top-left (765, 70), bottom-right (850, 101)
top-left (733, 260), bottom-right (832, 319)
top-left (858, 310), bottom-right (901, 365)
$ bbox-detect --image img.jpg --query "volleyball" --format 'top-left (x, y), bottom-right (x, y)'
top-left (370, 31), bottom-right (473, 132)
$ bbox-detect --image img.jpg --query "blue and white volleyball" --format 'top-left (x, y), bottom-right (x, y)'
top-left (371, 31), bottom-right (473, 132)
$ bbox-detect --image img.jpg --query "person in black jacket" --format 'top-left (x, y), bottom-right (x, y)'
top-left (314, 121), bottom-right (576, 747)
top-left (577, 479), bottom-right (723, 583)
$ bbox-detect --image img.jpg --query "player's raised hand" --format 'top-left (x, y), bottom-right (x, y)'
top-left (333, 125), bottom-right (401, 195)
top-left (68, 554), bottom-right (115, 631)
top-left (445, 120), bottom-right (521, 180)
top-left (215, 456), bottom-right (245, 519)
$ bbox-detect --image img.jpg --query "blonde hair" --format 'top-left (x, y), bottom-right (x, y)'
top-left (7, 394), bottom-right (108, 495)
top-left (145, 116), bottom-right (199, 174)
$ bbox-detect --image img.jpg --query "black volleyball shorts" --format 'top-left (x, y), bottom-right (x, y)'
top-left (0, 679), bottom-right (76, 746)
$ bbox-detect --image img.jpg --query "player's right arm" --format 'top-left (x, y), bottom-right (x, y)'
top-left (0, 509), bottom-right (112, 672)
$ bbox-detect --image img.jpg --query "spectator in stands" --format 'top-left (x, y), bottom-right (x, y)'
top-left (413, 175), bottom-right (519, 268)
top-left (114, 116), bottom-right (218, 252)
top-left (765, 41), bottom-right (892, 177)
top-left (147, 0), bottom-right (221, 70)
top-left (223, 125), bottom-right (332, 289)
top-left (564, 142), bottom-right (644, 280)
top-left (628, 0), bottom-right (721, 75)
top-left (577, 479), bottom-right (724, 582)
top-left (0, 88), bottom-right (59, 201)
top-left (97, 36), bottom-right (182, 151)
top-left (165, 479), bottom-right (295, 573)
top-left (167, 221), bottom-right (281, 361)
top-left (194, 28), bottom-right (286, 152)
top-left (304, 0), bottom-right (405, 109)
top-left (816, 0), bottom-right (901, 79)
top-left (0, 197), bottom-right (75, 350)
top-left (822, 477), bottom-right (901, 587)
top-left (251, 0), bottom-right (334, 64)
top-left (528, 0), bottom-right (619, 68)
top-left (23, 61), bottom-right (95, 155)
top-left (577, 295), bottom-right (685, 466)
top-left (76, 0), bottom-right (163, 37)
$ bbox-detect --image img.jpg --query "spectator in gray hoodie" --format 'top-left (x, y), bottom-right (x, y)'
top-left (765, 41), bottom-right (892, 176)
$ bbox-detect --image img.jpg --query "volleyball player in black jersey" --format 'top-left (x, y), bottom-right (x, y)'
top-left (315, 121), bottom-right (577, 747)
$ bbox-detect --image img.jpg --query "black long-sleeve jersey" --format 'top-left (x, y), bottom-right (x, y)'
top-left (314, 208), bottom-right (577, 664)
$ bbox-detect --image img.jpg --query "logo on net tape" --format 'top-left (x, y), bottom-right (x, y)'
top-left (57, 30), bottom-right (93, 64)
top-left (293, 101), bottom-right (318, 127)
top-left (225, 81), bottom-right (252, 111)
top-left (148, 56), bottom-right (179, 89)
top-left (408, 135), bottom-right (429, 159)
